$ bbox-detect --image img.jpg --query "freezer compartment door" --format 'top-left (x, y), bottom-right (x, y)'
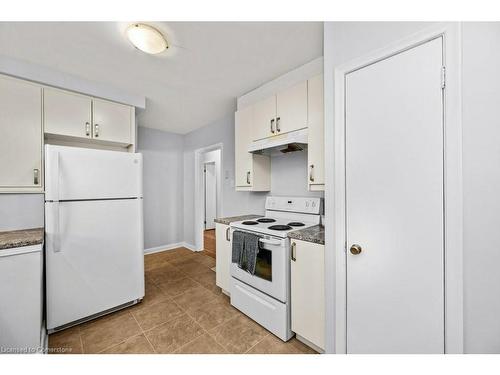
top-left (45, 145), bottom-right (142, 201)
top-left (45, 199), bottom-right (144, 330)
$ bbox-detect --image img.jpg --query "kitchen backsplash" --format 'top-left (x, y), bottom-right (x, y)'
top-left (0, 194), bottom-right (44, 231)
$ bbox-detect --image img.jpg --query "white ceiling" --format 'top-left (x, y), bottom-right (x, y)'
top-left (0, 22), bottom-right (323, 134)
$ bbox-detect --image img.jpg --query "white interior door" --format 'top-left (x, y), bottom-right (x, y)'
top-left (204, 163), bottom-right (217, 230)
top-left (345, 37), bottom-right (444, 353)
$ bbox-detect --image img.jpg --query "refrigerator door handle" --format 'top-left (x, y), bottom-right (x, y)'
top-left (46, 147), bottom-right (61, 201)
top-left (52, 202), bottom-right (61, 253)
top-left (52, 150), bottom-right (60, 201)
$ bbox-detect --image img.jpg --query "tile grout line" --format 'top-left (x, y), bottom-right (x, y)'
top-left (130, 312), bottom-right (157, 354)
top-left (243, 331), bottom-right (272, 354)
top-left (54, 250), bottom-right (216, 355)
top-left (133, 290), bottom-right (214, 353)
top-left (144, 250), bottom-right (239, 353)
top-left (170, 298), bottom-right (228, 354)
top-left (204, 314), bottom-right (243, 353)
top-left (97, 332), bottom-right (145, 354)
top-left (91, 310), bottom-right (146, 354)
top-left (77, 325), bottom-right (85, 354)
top-left (169, 297), bottom-right (210, 352)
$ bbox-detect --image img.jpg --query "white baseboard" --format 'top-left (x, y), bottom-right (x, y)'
top-left (144, 243), bottom-right (184, 255)
top-left (182, 242), bottom-right (199, 252)
top-left (144, 242), bottom-right (201, 254)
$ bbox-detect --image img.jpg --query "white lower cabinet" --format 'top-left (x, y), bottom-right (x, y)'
top-left (215, 223), bottom-right (232, 294)
top-left (290, 239), bottom-right (325, 351)
top-left (0, 244), bottom-right (43, 353)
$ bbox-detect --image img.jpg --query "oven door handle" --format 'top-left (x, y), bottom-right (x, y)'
top-left (258, 238), bottom-right (282, 246)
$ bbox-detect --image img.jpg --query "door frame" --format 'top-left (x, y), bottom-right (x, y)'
top-left (194, 143), bottom-right (223, 251)
top-left (203, 161), bottom-right (217, 230)
top-left (327, 23), bottom-right (463, 354)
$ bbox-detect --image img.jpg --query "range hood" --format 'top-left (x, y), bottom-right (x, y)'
top-left (248, 128), bottom-right (308, 156)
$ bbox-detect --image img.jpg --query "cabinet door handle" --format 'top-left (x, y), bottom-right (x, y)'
top-left (291, 242), bottom-right (296, 261)
top-left (226, 227), bottom-right (230, 242)
top-left (270, 119), bottom-right (275, 134)
top-left (246, 171), bottom-right (251, 185)
top-left (276, 117), bottom-right (281, 132)
top-left (94, 123), bottom-right (99, 138)
top-left (309, 164), bottom-right (315, 182)
top-left (85, 122), bottom-right (91, 136)
top-left (33, 169), bottom-right (40, 185)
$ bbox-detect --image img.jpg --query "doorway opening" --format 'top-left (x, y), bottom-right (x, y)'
top-left (203, 161), bottom-right (217, 258)
top-left (194, 144), bottom-right (223, 259)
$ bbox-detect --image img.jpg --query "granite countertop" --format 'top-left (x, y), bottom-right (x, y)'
top-left (214, 214), bottom-right (262, 225)
top-left (288, 224), bottom-right (325, 245)
top-left (0, 228), bottom-right (44, 251)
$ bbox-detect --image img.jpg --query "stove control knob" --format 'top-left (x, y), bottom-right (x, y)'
top-left (312, 201), bottom-right (316, 208)
top-left (305, 201), bottom-right (309, 207)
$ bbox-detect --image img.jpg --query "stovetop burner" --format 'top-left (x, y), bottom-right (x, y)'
top-left (287, 222), bottom-right (305, 227)
top-left (257, 218), bottom-right (276, 223)
top-left (242, 221), bottom-right (258, 225)
top-left (268, 225), bottom-right (293, 231)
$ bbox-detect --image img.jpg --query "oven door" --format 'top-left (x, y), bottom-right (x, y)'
top-left (230, 229), bottom-right (288, 303)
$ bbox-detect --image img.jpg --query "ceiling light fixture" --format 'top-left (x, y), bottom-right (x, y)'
top-left (126, 23), bottom-right (168, 54)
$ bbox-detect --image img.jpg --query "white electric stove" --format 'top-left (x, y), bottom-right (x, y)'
top-left (229, 196), bottom-right (322, 341)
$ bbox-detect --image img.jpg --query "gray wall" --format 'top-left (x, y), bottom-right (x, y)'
top-left (182, 112), bottom-right (267, 246)
top-left (462, 22), bottom-right (500, 353)
top-left (137, 126), bottom-right (184, 250)
top-left (0, 194), bottom-right (44, 231)
top-left (182, 111), bottom-right (325, 247)
top-left (324, 21), bottom-right (500, 354)
top-left (270, 151), bottom-right (324, 198)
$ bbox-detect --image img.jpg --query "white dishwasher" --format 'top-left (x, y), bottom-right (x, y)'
top-left (0, 244), bottom-right (44, 353)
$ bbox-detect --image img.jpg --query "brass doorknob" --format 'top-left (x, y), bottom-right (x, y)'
top-left (350, 244), bottom-right (362, 255)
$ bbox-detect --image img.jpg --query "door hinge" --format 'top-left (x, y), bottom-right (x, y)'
top-left (441, 66), bottom-right (446, 89)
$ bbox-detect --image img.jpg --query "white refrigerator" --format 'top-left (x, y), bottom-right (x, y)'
top-left (45, 145), bottom-right (145, 331)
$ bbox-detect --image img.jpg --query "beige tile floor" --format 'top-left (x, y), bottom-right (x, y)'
top-left (48, 247), bottom-right (316, 354)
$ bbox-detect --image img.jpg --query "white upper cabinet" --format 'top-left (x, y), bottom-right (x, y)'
top-left (307, 74), bottom-right (325, 190)
top-left (252, 95), bottom-right (276, 141)
top-left (44, 88), bottom-right (92, 139)
top-left (236, 71), bottom-right (324, 190)
top-left (0, 75), bottom-right (42, 191)
top-left (276, 80), bottom-right (308, 135)
top-left (43, 88), bottom-right (134, 146)
top-left (235, 106), bottom-right (254, 187)
top-left (92, 98), bottom-right (133, 145)
top-left (251, 80), bottom-right (309, 141)
top-left (235, 105), bottom-right (271, 191)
